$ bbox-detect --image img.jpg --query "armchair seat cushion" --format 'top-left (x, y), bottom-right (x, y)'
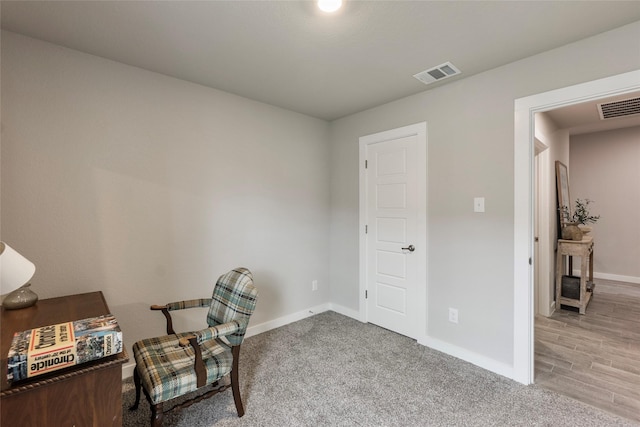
top-left (133, 333), bottom-right (233, 404)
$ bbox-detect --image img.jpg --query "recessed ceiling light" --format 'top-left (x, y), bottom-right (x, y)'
top-left (318, 0), bottom-right (342, 13)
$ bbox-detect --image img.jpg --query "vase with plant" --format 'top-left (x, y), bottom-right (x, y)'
top-left (571, 198), bottom-right (600, 227)
top-left (560, 198), bottom-right (600, 239)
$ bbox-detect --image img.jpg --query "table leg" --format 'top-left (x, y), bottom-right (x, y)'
top-left (555, 250), bottom-right (563, 311)
top-left (579, 253), bottom-right (588, 314)
top-left (589, 247), bottom-right (594, 282)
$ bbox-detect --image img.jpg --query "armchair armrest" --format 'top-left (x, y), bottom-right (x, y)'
top-left (177, 321), bottom-right (245, 388)
top-left (178, 335), bottom-right (207, 388)
top-left (150, 298), bottom-right (213, 335)
top-left (165, 298), bottom-right (212, 311)
top-left (192, 320), bottom-right (245, 345)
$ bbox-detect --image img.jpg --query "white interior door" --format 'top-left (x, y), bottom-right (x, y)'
top-left (534, 136), bottom-right (552, 317)
top-left (359, 123), bottom-right (427, 340)
top-left (534, 154), bottom-right (540, 315)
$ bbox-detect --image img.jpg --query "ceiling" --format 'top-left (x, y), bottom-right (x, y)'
top-left (2, 1), bottom-right (640, 121)
top-left (544, 91), bottom-right (640, 135)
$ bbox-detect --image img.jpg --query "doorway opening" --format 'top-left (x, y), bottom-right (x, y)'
top-left (513, 70), bottom-right (640, 385)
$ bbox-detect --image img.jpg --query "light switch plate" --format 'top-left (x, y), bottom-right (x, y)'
top-left (474, 197), bottom-right (485, 213)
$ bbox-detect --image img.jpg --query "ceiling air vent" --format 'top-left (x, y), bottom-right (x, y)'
top-left (413, 62), bottom-right (461, 85)
top-left (597, 96), bottom-right (640, 120)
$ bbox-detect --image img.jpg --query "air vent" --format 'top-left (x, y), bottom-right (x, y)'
top-left (413, 62), bottom-right (461, 85)
top-left (598, 97), bottom-right (640, 120)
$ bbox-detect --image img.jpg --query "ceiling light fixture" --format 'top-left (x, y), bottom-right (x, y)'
top-left (317, 0), bottom-right (342, 13)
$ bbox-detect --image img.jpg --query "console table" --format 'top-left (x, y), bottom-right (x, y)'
top-left (1, 291), bottom-right (128, 426)
top-left (555, 236), bottom-right (594, 314)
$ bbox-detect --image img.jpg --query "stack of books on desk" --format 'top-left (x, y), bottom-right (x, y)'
top-left (7, 314), bottom-right (123, 382)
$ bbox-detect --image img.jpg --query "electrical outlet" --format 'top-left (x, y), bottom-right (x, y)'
top-left (312, 280), bottom-right (318, 291)
top-left (448, 308), bottom-right (459, 324)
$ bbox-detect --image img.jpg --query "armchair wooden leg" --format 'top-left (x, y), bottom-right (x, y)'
top-left (151, 402), bottom-right (164, 427)
top-left (231, 345), bottom-right (245, 417)
top-left (130, 367), bottom-right (142, 411)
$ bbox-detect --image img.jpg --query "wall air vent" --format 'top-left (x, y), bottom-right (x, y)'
top-left (597, 97), bottom-right (640, 120)
top-left (413, 62), bottom-right (461, 85)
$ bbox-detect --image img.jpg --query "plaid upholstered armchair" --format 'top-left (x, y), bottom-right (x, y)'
top-left (130, 267), bottom-right (258, 427)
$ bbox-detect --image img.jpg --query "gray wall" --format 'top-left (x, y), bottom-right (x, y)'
top-left (1, 31), bottom-right (331, 352)
top-left (329, 21), bottom-right (640, 367)
top-left (570, 126), bottom-right (640, 280)
top-left (2, 20), bottom-right (640, 378)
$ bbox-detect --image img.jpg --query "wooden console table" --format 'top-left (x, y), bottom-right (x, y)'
top-left (555, 236), bottom-right (594, 314)
top-left (1, 291), bottom-right (128, 426)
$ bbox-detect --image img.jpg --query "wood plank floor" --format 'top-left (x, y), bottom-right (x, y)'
top-left (535, 279), bottom-right (640, 423)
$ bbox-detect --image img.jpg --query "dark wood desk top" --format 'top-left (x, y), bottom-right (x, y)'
top-left (1, 291), bottom-right (128, 395)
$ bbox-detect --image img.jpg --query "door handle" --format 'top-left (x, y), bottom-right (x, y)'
top-left (402, 245), bottom-right (415, 252)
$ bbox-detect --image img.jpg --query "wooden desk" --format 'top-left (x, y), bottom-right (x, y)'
top-left (1, 291), bottom-right (128, 426)
top-left (555, 236), bottom-right (594, 314)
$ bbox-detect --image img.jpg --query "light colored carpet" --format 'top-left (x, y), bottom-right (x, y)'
top-left (123, 311), bottom-right (639, 426)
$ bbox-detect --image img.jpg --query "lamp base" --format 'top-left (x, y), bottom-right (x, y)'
top-left (3, 284), bottom-right (38, 309)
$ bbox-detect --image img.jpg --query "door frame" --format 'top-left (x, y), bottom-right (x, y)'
top-left (534, 135), bottom-right (552, 317)
top-left (513, 69), bottom-right (640, 384)
top-left (359, 122), bottom-right (428, 340)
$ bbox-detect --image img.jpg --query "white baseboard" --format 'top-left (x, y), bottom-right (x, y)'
top-left (122, 361), bottom-right (136, 380)
top-left (596, 272), bottom-right (640, 284)
top-left (418, 335), bottom-right (514, 380)
top-left (245, 303), bottom-right (331, 338)
top-left (327, 302), bottom-right (361, 321)
top-left (571, 270), bottom-right (640, 285)
top-left (122, 302), bottom-right (334, 380)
